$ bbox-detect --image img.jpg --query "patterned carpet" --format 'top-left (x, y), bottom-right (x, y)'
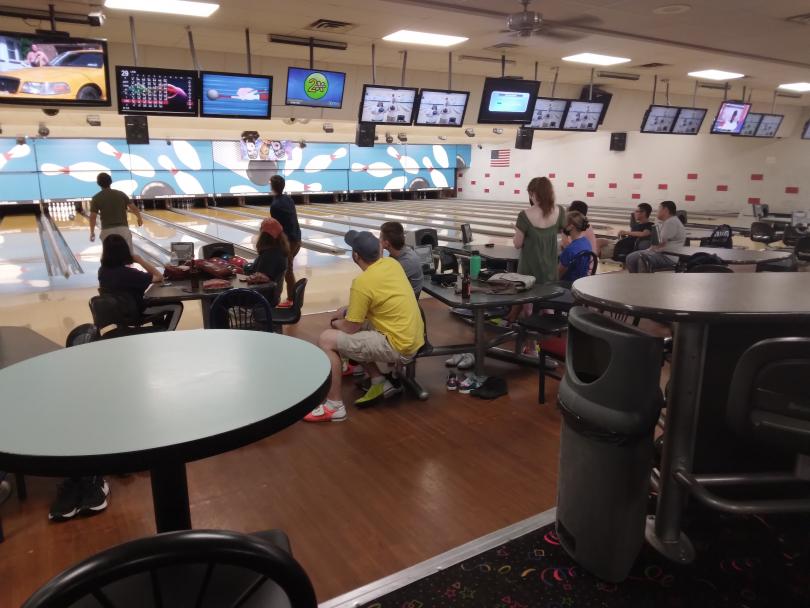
top-left (359, 509), bottom-right (810, 608)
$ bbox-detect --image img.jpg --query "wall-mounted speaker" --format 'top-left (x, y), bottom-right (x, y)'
top-left (356, 122), bottom-right (375, 148)
top-left (124, 115), bottom-right (149, 145)
top-left (610, 132), bottom-right (627, 152)
top-left (515, 126), bottom-right (534, 150)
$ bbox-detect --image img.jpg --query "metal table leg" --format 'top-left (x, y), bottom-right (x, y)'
top-left (645, 321), bottom-right (708, 564)
top-left (201, 301), bottom-right (212, 329)
top-left (473, 308), bottom-right (487, 378)
top-left (151, 461), bottom-right (192, 533)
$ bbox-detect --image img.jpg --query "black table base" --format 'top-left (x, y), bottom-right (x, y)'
top-left (150, 462), bottom-right (191, 533)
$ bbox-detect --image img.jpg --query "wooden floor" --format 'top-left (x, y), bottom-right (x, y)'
top-left (0, 299), bottom-right (566, 606)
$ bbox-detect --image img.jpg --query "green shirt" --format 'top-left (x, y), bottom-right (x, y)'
top-left (90, 188), bottom-right (130, 229)
top-left (516, 205), bottom-right (566, 284)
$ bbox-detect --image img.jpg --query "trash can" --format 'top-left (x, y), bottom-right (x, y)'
top-left (555, 307), bottom-right (664, 582)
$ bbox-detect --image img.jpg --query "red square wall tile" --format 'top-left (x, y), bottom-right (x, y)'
top-left (567, 182), bottom-right (575, 188)
top-left (751, 174), bottom-right (763, 181)
top-left (548, 173), bottom-right (556, 178)
top-left (631, 193), bottom-right (641, 200)
top-left (458, 187), bottom-right (463, 192)
top-left (608, 183), bottom-right (617, 189)
top-left (484, 188), bottom-right (490, 193)
top-left (658, 184), bottom-right (668, 190)
top-left (786, 186), bottom-right (799, 194)
top-left (748, 197), bottom-right (761, 204)
top-left (499, 181), bottom-right (505, 186)
top-left (514, 189), bottom-right (521, 195)
top-left (687, 173), bottom-right (698, 180)
top-left (471, 180), bottom-right (477, 185)
top-left (586, 192), bottom-right (594, 198)
top-left (716, 185), bottom-right (728, 192)
top-left (458, 173), bottom-right (463, 178)
top-left (485, 173), bottom-right (490, 178)
top-left (633, 173), bottom-right (643, 179)
top-left (587, 173), bottom-right (596, 179)
top-left (685, 195), bottom-right (696, 202)
top-left (514, 173), bottom-right (521, 178)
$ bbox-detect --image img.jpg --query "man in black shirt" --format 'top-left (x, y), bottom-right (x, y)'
top-left (269, 175), bottom-right (302, 308)
top-left (619, 202), bottom-right (654, 251)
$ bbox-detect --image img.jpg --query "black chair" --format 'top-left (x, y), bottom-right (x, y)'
top-left (750, 221), bottom-right (780, 245)
top-left (782, 224), bottom-right (803, 247)
top-left (756, 255), bottom-right (798, 273)
top-left (699, 224), bottom-right (733, 249)
top-left (65, 323), bottom-right (100, 347)
top-left (676, 210), bottom-right (687, 225)
top-left (90, 294), bottom-right (174, 339)
top-left (210, 288), bottom-right (274, 332)
top-left (22, 529), bottom-right (317, 608)
top-left (273, 279), bottom-right (307, 334)
top-left (401, 306), bottom-right (433, 401)
top-left (795, 236), bottom-right (810, 263)
top-left (686, 264), bottom-right (734, 273)
top-left (674, 338), bottom-right (810, 515)
top-left (201, 242), bottom-right (236, 260)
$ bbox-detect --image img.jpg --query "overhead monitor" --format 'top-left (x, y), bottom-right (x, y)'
top-left (116, 65), bottom-right (198, 116)
top-left (359, 84), bottom-right (418, 124)
top-left (200, 71), bottom-right (272, 119)
top-left (710, 100), bottom-right (751, 134)
top-left (0, 30), bottom-right (111, 107)
top-left (736, 112), bottom-right (763, 137)
top-left (526, 97), bottom-right (569, 130)
top-left (802, 120), bottom-right (810, 140)
top-left (754, 114), bottom-right (783, 138)
top-left (413, 89), bottom-right (469, 127)
top-left (477, 77), bottom-right (540, 124)
top-left (562, 100), bottom-right (605, 131)
top-left (671, 107), bottom-right (707, 135)
top-left (640, 105), bottom-right (679, 134)
top-left (285, 67), bottom-right (345, 109)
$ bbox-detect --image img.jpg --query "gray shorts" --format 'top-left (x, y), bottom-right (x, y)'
top-left (100, 226), bottom-right (133, 253)
top-left (336, 322), bottom-right (413, 365)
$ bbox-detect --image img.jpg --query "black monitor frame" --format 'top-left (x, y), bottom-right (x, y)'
top-left (284, 66), bottom-right (346, 109)
top-left (802, 119), bottom-right (810, 140)
top-left (477, 77), bottom-right (540, 124)
top-left (116, 65), bottom-right (199, 116)
top-left (413, 88), bottom-right (470, 128)
top-left (752, 113), bottom-right (784, 138)
top-left (358, 83), bottom-right (419, 124)
top-left (670, 106), bottom-right (708, 135)
top-left (710, 100), bottom-right (752, 135)
top-left (199, 70), bottom-right (273, 119)
top-left (560, 100), bottom-right (605, 132)
top-left (525, 97), bottom-right (570, 130)
top-left (640, 104), bottom-right (682, 134)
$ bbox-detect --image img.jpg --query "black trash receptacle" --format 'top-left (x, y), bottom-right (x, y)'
top-left (555, 307), bottom-right (664, 582)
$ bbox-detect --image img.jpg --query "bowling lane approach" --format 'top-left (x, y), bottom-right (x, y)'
top-left (0, 214), bottom-right (54, 293)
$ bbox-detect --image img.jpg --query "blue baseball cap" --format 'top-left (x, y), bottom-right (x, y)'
top-left (345, 230), bottom-right (380, 263)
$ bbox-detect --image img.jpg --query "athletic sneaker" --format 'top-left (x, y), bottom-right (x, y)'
top-left (304, 402), bottom-right (347, 423)
top-left (354, 380), bottom-right (402, 408)
top-left (446, 372), bottom-right (459, 391)
top-left (459, 374), bottom-right (484, 394)
top-left (342, 362), bottom-right (357, 377)
top-left (445, 353), bottom-right (464, 367)
top-left (277, 299), bottom-right (294, 309)
top-left (457, 353), bottom-right (475, 370)
top-left (49, 478), bottom-right (83, 522)
top-left (78, 476), bottom-right (110, 516)
top-left (488, 317), bottom-right (512, 328)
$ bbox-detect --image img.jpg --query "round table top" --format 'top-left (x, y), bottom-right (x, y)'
top-left (661, 245), bottom-right (793, 264)
top-left (0, 330), bottom-right (330, 475)
top-left (572, 273), bottom-right (810, 322)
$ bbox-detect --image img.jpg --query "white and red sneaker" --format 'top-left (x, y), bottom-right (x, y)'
top-left (277, 299), bottom-right (294, 309)
top-left (304, 402), bottom-right (347, 423)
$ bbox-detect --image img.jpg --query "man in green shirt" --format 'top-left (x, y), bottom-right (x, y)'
top-left (89, 172), bottom-right (143, 252)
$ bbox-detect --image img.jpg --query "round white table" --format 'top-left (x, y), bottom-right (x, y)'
top-left (0, 330), bottom-right (330, 532)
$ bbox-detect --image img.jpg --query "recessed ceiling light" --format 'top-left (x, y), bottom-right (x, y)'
top-left (562, 53), bottom-right (631, 66)
top-left (687, 69), bottom-right (744, 81)
top-left (383, 30), bottom-right (468, 47)
top-left (653, 4), bottom-right (692, 15)
top-left (104, 0), bottom-right (219, 17)
top-left (778, 82), bottom-right (810, 92)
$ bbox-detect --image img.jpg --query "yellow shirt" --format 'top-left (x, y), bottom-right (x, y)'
top-left (346, 257), bottom-right (425, 355)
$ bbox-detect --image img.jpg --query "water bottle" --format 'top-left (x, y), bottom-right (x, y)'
top-left (189, 261), bottom-right (200, 289)
top-left (461, 271), bottom-right (471, 300)
top-left (470, 251), bottom-right (481, 280)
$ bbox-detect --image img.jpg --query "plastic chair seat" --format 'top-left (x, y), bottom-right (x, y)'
top-left (518, 314), bottom-right (569, 336)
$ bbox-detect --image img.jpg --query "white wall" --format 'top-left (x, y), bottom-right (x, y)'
top-left (459, 89), bottom-right (810, 215)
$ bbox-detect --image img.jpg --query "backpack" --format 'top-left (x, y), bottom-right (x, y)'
top-left (612, 237), bottom-right (637, 262)
top-left (685, 252), bottom-right (725, 271)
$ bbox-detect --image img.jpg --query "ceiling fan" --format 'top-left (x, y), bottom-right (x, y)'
top-left (500, 0), bottom-right (600, 42)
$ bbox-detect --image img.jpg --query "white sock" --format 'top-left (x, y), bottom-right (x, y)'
top-left (326, 399), bottom-right (344, 410)
top-left (370, 375), bottom-right (385, 385)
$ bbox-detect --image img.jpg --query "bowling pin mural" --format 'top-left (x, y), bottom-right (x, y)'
top-left (422, 157), bottom-right (449, 188)
top-left (351, 161), bottom-right (393, 178)
top-left (283, 145), bottom-right (303, 177)
top-left (97, 142), bottom-right (155, 177)
top-left (41, 162), bottom-right (111, 181)
top-left (384, 175), bottom-right (408, 190)
top-left (158, 155), bottom-right (205, 194)
top-left (285, 180), bottom-right (322, 193)
top-left (387, 146), bottom-right (419, 175)
top-left (304, 147), bottom-right (347, 173)
top-left (173, 140), bottom-right (202, 171)
top-left (111, 180), bottom-right (139, 196)
top-left (432, 145), bottom-right (450, 169)
top-left (230, 185), bottom-right (259, 194)
top-left (0, 143), bottom-right (31, 170)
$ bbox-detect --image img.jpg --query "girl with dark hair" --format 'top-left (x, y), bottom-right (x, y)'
top-left (559, 211), bottom-right (594, 283)
top-left (246, 218), bottom-right (289, 306)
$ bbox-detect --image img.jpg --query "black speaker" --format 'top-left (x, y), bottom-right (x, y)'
top-left (356, 122), bottom-right (375, 148)
top-left (610, 132), bottom-right (627, 152)
top-left (124, 115), bottom-right (149, 145)
top-left (515, 126), bottom-right (534, 150)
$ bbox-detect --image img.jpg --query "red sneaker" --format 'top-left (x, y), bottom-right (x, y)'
top-left (342, 362), bottom-right (357, 377)
top-left (277, 299), bottom-right (294, 308)
top-left (304, 402), bottom-right (347, 423)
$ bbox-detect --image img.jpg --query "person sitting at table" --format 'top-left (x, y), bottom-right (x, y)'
top-left (558, 210), bottom-right (593, 284)
top-left (380, 221), bottom-right (423, 297)
top-left (246, 218), bottom-right (288, 307)
top-left (619, 202), bottom-right (655, 250)
top-left (625, 201), bottom-right (686, 273)
top-left (565, 201), bottom-right (598, 250)
top-left (304, 230), bottom-right (424, 423)
top-left (98, 234), bottom-right (183, 331)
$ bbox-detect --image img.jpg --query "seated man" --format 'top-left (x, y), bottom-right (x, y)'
top-left (625, 201), bottom-right (686, 273)
top-left (618, 202), bottom-right (654, 251)
top-left (305, 230), bottom-right (425, 423)
top-left (380, 221), bottom-right (424, 297)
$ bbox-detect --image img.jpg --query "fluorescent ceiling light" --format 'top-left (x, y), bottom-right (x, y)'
top-left (778, 82), bottom-right (810, 92)
top-left (104, 0), bottom-right (219, 17)
top-left (687, 69), bottom-right (744, 81)
top-left (562, 53), bottom-right (631, 66)
top-left (383, 30), bottom-right (468, 47)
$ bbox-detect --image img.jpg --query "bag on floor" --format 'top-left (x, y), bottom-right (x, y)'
top-left (684, 252), bottom-right (725, 271)
top-left (612, 237), bottom-right (637, 263)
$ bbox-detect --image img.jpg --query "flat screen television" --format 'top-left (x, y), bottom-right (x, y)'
top-left (413, 89), bottom-right (469, 127)
top-left (736, 112), bottom-right (762, 137)
top-left (0, 30), bottom-right (111, 107)
top-left (671, 107), bottom-right (707, 134)
top-left (116, 65), bottom-right (198, 116)
top-left (640, 105), bottom-right (680, 134)
top-left (803, 120), bottom-right (810, 140)
top-left (525, 97), bottom-right (568, 130)
top-left (200, 71), bottom-right (272, 119)
top-left (477, 77), bottom-right (539, 124)
top-left (285, 67), bottom-right (345, 109)
top-left (754, 114), bottom-right (783, 138)
top-left (562, 100), bottom-right (605, 131)
top-left (359, 84), bottom-right (418, 124)
top-left (710, 100), bottom-right (751, 134)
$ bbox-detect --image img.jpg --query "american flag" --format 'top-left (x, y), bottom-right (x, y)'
top-left (490, 149), bottom-right (511, 167)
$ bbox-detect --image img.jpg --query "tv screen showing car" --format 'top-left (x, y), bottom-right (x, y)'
top-left (414, 89), bottom-right (469, 127)
top-left (671, 107), bottom-right (707, 134)
top-left (359, 85), bottom-right (418, 124)
top-left (562, 100), bottom-right (605, 131)
top-left (285, 67), bottom-right (345, 109)
top-left (116, 65), bottom-right (199, 116)
top-left (477, 77), bottom-right (539, 124)
top-left (641, 105), bottom-right (680, 134)
top-left (754, 114), bottom-right (783, 138)
top-left (526, 97), bottom-right (569, 130)
top-left (710, 100), bottom-right (751, 134)
top-left (200, 71), bottom-right (272, 119)
top-left (0, 30), bottom-right (110, 107)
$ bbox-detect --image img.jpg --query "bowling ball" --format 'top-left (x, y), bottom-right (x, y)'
top-left (141, 181), bottom-right (176, 198)
top-left (207, 89), bottom-right (219, 101)
top-left (246, 159), bottom-right (279, 186)
top-left (69, 213), bottom-right (75, 220)
top-left (408, 177), bottom-right (429, 191)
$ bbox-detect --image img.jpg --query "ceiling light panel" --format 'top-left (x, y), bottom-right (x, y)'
top-left (104, 0), bottom-right (219, 17)
top-left (778, 82), bottom-right (810, 92)
top-left (562, 53), bottom-right (631, 66)
top-left (383, 30), bottom-right (468, 47)
top-left (687, 69), bottom-right (744, 80)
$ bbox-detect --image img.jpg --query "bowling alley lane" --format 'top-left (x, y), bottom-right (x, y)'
top-left (0, 214), bottom-right (53, 294)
